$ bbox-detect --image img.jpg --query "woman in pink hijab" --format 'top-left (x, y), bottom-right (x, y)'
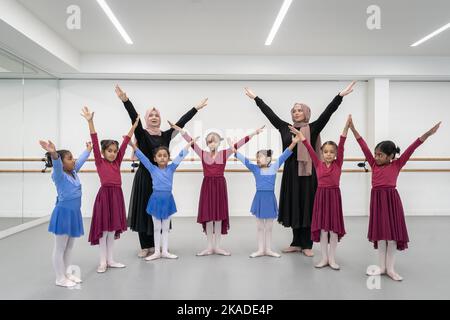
top-left (244, 82), bottom-right (356, 257)
top-left (115, 85), bottom-right (207, 258)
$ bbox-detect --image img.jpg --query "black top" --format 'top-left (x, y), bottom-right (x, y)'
top-left (123, 99), bottom-right (198, 165)
top-left (254, 94), bottom-right (343, 149)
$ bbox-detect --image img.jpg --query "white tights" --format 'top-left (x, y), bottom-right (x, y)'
top-left (145, 217), bottom-right (177, 260)
top-left (370, 240), bottom-right (403, 281)
top-left (250, 219), bottom-right (280, 258)
top-left (197, 220), bottom-right (230, 256)
top-left (316, 230), bottom-right (340, 269)
top-left (52, 235), bottom-right (75, 282)
top-left (98, 231), bottom-right (118, 266)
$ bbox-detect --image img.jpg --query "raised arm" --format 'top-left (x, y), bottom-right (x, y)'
top-left (81, 106), bottom-right (102, 164)
top-left (39, 140), bottom-right (62, 181)
top-left (225, 126), bottom-right (264, 158)
top-left (116, 116), bottom-right (140, 164)
top-left (164, 99), bottom-right (204, 138)
top-left (272, 148), bottom-right (294, 172)
top-left (396, 122), bottom-right (440, 168)
top-left (312, 81), bottom-right (356, 134)
top-left (168, 121), bottom-right (203, 157)
top-left (348, 117), bottom-right (375, 167)
top-left (75, 142), bottom-right (92, 172)
top-left (115, 85), bottom-right (146, 141)
top-left (133, 148), bottom-right (156, 174)
top-left (235, 152), bottom-right (258, 174)
top-left (336, 136), bottom-right (347, 167)
top-left (335, 115), bottom-right (351, 167)
top-left (245, 87), bottom-right (288, 130)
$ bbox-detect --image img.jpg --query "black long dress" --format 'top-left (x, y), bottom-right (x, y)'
top-left (253, 94), bottom-right (343, 249)
top-left (123, 99), bottom-right (198, 249)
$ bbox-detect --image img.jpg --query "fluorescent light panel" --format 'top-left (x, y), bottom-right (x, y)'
top-left (97, 0), bottom-right (133, 45)
top-left (411, 22), bottom-right (450, 47)
top-left (265, 0), bottom-right (293, 46)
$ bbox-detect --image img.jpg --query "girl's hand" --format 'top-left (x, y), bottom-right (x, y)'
top-left (420, 121), bottom-right (442, 141)
top-left (186, 136), bottom-right (199, 149)
top-left (39, 140), bottom-right (56, 153)
top-left (128, 139), bottom-right (138, 150)
top-left (168, 121), bottom-right (185, 134)
top-left (339, 81), bottom-right (356, 97)
top-left (288, 126), bottom-right (306, 141)
top-left (254, 125), bottom-right (265, 135)
top-left (345, 115), bottom-right (352, 129)
top-left (132, 115), bottom-right (140, 129)
top-left (244, 87), bottom-right (257, 100)
top-left (226, 137), bottom-right (237, 153)
top-left (195, 98), bottom-right (208, 111)
top-left (292, 134), bottom-right (301, 144)
top-left (115, 85), bottom-right (128, 102)
top-left (81, 106), bottom-right (94, 121)
top-left (86, 141), bottom-right (93, 152)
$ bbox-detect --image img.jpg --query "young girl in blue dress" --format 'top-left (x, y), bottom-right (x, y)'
top-left (39, 139), bottom-right (92, 288)
top-left (128, 135), bottom-right (196, 261)
top-left (229, 132), bottom-right (302, 258)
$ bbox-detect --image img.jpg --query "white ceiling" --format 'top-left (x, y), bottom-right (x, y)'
top-left (16, 0), bottom-right (450, 56)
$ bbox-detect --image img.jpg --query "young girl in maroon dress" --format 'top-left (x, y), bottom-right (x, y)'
top-left (350, 119), bottom-right (441, 281)
top-left (170, 121), bottom-right (264, 256)
top-left (81, 106), bottom-right (139, 273)
top-left (290, 115), bottom-right (351, 270)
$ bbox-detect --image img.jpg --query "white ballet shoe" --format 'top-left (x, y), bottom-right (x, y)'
top-left (264, 250), bottom-right (281, 258)
top-left (387, 270), bottom-right (403, 281)
top-left (314, 260), bottom-right (329, 268)
top-left (66, 273), bottom-right (82, 283)
top-left (196, 248), bottom-right (214, 256)
top-left (249, 251), bottom-right (265, 258)
top-left (145, 252), bottom-right (162, 261)
top-left (329, 261), bottom-right (340, 270)
top-left (161, 252), bottom-right (178, 259)
top-left (214, 248), bottom-right (231, 256)
top-left (55, 278), bottom-right (77, 288)
top-left (97, 264), bottom-right (107, 273)
top-left (107, 261), bottom-right (126, 268)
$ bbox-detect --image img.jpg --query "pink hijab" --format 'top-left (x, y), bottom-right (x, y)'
top-left (292, 103), bottom-right (322, 176)
top-left (144, 107), bottom-right (162, 136)
top-left (130, 107), bottom-right (162, 160)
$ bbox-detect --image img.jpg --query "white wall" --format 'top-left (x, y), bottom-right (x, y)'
top-left (0, 79), bottom-right (449, 218)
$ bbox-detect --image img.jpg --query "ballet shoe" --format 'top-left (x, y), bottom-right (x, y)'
top-left (96, 264), bottom-right (107, 273)
top-left (107, 261), bottom-right (126, 268)
top-left (55, 278), bottom-right (77, 288)
top-left (249, 251), bottom-right (265, 258)
top-left (196, 248), bottom-right (214, 256)
top-left (387, 270), bottom-right (403, 281)
top-left (264, 250), bottom-right (281, 258)
top-left (214, 248), bottom-right (231, 256)
top-left (145, 252), bottom-right (162, 261)
top-left (161, 252), bottom-right (178, 259)
top-left (66, 273), bottom-right (82, 283)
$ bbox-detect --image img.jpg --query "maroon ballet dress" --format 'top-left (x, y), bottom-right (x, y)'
top-left (303, 136), bottom-right (346, 243)
top-left (88, 133), bottom-right (129, 245)
top-left (182, 132), bottom-right (251, 234)
top-left (357, 137), bottom-right (423, 251)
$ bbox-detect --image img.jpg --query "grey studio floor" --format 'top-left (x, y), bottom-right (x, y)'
top-left (0, 216), bottom-right (449, 300)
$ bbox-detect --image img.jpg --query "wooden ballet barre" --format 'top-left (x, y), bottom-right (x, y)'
top-left (1, 169), bottom-right (450, 173)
